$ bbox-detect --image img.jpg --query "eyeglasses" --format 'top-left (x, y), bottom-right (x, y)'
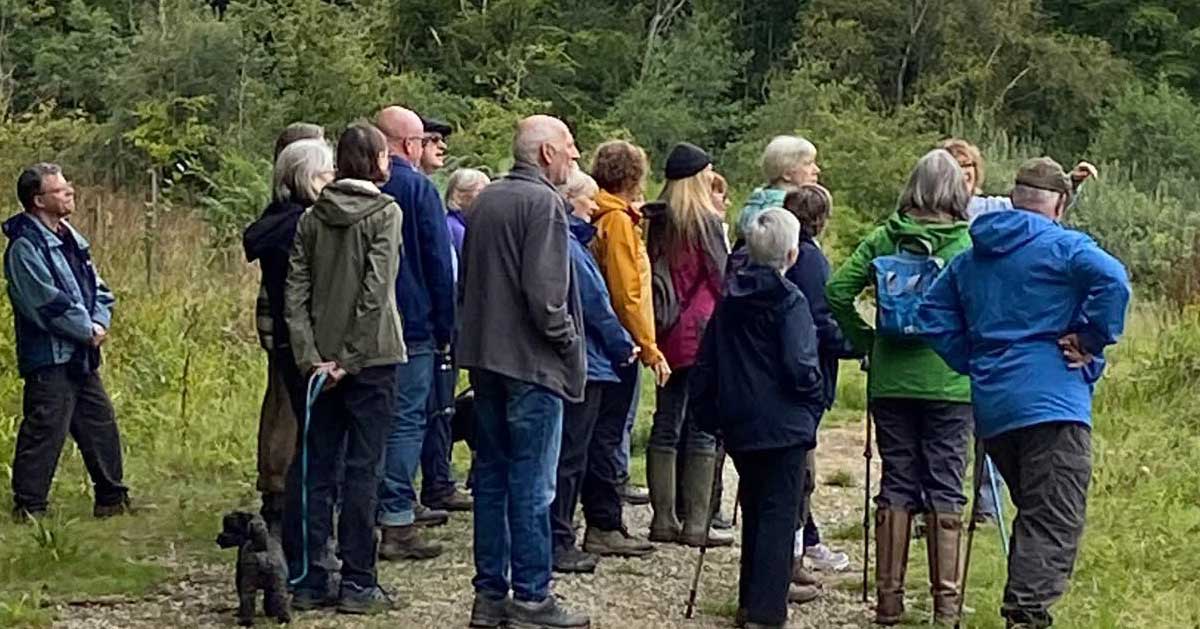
top-left (422, 134), bottom-right (445, 146)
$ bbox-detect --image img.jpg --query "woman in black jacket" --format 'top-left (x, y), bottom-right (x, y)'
top-left (692, 208), bottom-right (825, 628)
top-left (242, 136), bottom-right (334, 532)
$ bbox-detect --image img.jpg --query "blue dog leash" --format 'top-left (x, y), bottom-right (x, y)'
top-left (288, 371), bottom-right (327, 588)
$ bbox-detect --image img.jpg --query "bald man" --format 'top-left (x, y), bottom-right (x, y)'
top-left (374, 106), bottom-right (459, 561)
top-left (456, 115), bottom-right (588, 628)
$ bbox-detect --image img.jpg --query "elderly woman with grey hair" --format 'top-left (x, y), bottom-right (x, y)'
top-left (735, 135), bottom-right (822, 237)
top-left (443, 168), bottom-right (490, 262)
top-left (242, 137), bottom-right (335, 532)
top-left (826, 149), bottom-right (973, 626)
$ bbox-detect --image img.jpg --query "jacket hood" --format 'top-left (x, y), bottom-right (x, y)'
top-left (2, 212), bottom-right (37, 241)
top-left (883, 211), bottom-right (969, 253)
top-left (243, 200), bottom-right (306, 262)
top-left (968, 207), bottom-right (1055, 257)
top-left (741, 186), bottom-right (789, 215)
top-left (593, 188), bottom-right (640, 223)
top-left (726, 264), bottom-right (796, 307)
top-left (2, 212), bottom-right (81, 247)
top-left (311, 179), bottom-right (394, 227)
top-left (568, 214), bottom-right (596, 246)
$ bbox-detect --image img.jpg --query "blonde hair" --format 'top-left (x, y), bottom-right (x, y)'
top-left (939, 138), bottom-right (985, 194)
top-left (651, 169), bottom-right (719, 260)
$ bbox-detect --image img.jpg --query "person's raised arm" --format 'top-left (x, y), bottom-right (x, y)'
top-left (826, 236), bottom-right (878, 356)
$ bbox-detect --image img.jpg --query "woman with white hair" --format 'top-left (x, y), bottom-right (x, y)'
top-left (242, 137), bottom-right (334, 533)
top-left (443, 167), bottom-right (490, 261)
top-left (826, 149), bottom-right (973, 626)
top-left (735, 135), bottom-right (822, 237)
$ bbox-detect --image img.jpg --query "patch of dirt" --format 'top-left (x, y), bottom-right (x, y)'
top-left (54, 425), bottom-right (882, 628)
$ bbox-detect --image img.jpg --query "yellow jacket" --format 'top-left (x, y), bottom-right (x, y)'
top-left (590, 189), bottom-right (664, 367)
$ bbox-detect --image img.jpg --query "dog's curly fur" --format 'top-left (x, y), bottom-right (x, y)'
top-left (216, 511), bottom-right (291, 626)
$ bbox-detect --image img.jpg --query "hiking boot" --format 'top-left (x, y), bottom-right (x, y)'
top-left (875, 508), bottom-right (912, 625)
top-left (1004, 610), bottom-right (1053, 629)
top-left (337, 582), bottom-right (393, 615)
top-left (414, 504), bottom-right (450, 527)
top-left (791, 563), bottom-right (820, 586)
top-left (424, 489), bottom-right (473, 512)
top-left (679, 451), bottom-right (733, 548)
top-left (379, 524), bottom-right (442, 560)
top-left (469, 592), bottom-right (508, 628)
top-left (926, 512), bottom-right (964, 625)
top-left (804, 543), bottom-right (850, 572)
top-left (788, 583), bottom-right (821, 605)
top-left (647, 448), bottom-right (681, 542)
top-left (582, 527), bottom-right (655, 557)
top-left (617, 481), bottom-right (650, 506)
top-left (506, 596), bottom-right (590, 629)
top-left (94, 496), bottom-right (132, 519)
top-left (711, 510), bottom-right (733, 530)
top-left (553, 546), bottom-right (599, 574)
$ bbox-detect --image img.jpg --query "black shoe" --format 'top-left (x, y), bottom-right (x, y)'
top-left (507, 596), bottom-right (590, 629)
top-left (337, 582), bottom-right (393, 615)
top-left (469, 592), bottom-right (508, 628)
top-left (291, 586), bottom-right (338, 611)
top-left (94, 496), bottom-right (132, 519)
top-left (414, 504), bottom-right (450, 527)
top-left (553, 547), bottom-right (598, 574)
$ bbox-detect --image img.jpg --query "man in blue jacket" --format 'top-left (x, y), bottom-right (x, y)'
top-left (917, 158), bottom-right (1131, 629)
top-left (375, 106), bottom-right (458, 560)
top-left (4, 163), bottom-right (130, 521)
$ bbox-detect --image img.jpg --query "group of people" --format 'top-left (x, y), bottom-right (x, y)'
top-left (3, 102), bottom-right (1131, 629)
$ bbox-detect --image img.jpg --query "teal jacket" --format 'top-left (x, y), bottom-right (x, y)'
top-left (826, 211), bottom-right (972, 402)
top-left (735, 186), bottom-right (789, 237)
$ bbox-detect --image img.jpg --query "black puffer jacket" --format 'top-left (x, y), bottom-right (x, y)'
top-left (243, 200), bottom-right (306, 351)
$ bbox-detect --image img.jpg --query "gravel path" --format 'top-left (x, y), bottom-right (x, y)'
top-left (55, 425), bottom-right (881, 629)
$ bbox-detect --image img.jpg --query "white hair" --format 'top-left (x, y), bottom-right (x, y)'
top-left (445, 168), bottom-right (490, 208)
top-left (897, 149), bottom-right (970, 220)
top-left (1010, 184), bottom-right (1061, 211)
top-left (557, 165), bottom-right (599, 200)
top-left (273, 139), bottom-right (333, 205)
top-left (745, 208), bottom-right (801, 271)
top-left (512, 117), bottom-right (564, 164)
top-left (762, 135), bottom-right (817, 184)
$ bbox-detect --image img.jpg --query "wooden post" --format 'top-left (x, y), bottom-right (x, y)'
top-left (145, 169), bottom-right (158, 290)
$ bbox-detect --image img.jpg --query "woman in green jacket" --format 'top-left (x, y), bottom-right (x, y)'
top-left (826, 149), bottom-right (972, 626)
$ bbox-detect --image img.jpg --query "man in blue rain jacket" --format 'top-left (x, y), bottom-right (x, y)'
top-left (917, 158), bottom-right (1131, 629)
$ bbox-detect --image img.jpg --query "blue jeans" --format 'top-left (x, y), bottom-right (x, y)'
top-left (378, 343), bottom-right (435, 526)
top-left (615, 365), bottom-right (639, 484)
top-left (470, 369), bottom-right (563, 602)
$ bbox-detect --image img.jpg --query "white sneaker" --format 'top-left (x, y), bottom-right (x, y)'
top-left (804, 543), bottom-right (851, 572)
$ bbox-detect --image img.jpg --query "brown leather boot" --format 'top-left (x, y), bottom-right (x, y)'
top-left (926, 511), bottom-right (964, 625)
top-left (647, 448), bottom-right (681, 542)
top-left (379, 524), bottom-right (442, 560)
top-left (875, 508), bottom-right (912, 625)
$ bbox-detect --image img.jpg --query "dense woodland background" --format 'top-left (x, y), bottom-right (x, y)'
top-left (0, 3), bottom-right (1199, 627)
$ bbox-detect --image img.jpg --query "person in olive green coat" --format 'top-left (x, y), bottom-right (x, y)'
top-left (825, 149), bottom-right (972, 626)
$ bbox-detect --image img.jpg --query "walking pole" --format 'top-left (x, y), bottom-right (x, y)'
top-left (861, 357), bottom-right (872, 604)
top-left (956, 440), bottom-right (988, 629)
top-left (685, 459), bottom-right (724, 619)
top-left (731, 478), bottom-right (741, 527)
top-left (985, 456), bottom-right (1010, 556)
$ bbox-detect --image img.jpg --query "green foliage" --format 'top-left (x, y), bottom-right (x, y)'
top-left (1088, 80), bottom-right (1200, 194)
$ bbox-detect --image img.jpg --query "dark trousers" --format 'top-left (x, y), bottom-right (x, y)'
top-left (650, 366), bottom-right (717, 453)
top-left (420, 393), bottom-right (456, 504)
top-left (581, 364), bottom-right (635, 532)
top-left (470, 369), bottom-right (563, 602)
top-left (799, 449), bottom-right (820, 546)
top-left (984, 421), bottom-right (1092, 627)
top-left (550, 382), bottom-right (606, 551)
top-left (731, 445), bottom-right (806, 626)
top-left (872, 398), bottom-right (972, 513)
top-left (282, 365), bottom-right (396, 592)
top-left (12, 366), bottom-right (127, 513)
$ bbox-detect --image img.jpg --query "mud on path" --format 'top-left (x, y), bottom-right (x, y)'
top-left (55, 425), bottom-right (881, 629)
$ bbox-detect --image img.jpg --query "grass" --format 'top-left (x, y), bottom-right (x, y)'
top-left (0, 196), bottom-right (1198, 628)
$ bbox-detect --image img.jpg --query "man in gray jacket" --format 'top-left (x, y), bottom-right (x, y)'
top-left (457, 115), bottom-right (588, 629)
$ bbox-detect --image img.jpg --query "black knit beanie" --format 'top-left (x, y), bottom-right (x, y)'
top-left (664, 142), bottom-right (711, 180)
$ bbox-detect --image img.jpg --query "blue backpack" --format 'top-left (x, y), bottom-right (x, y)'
top-left (870, 238), bottom-right (945, 340)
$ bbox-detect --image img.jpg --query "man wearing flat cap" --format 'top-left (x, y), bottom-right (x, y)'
top-left (915, 157), bottom-right (1132, 628)
top-left (419, 115), bottom-right (453, 176)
